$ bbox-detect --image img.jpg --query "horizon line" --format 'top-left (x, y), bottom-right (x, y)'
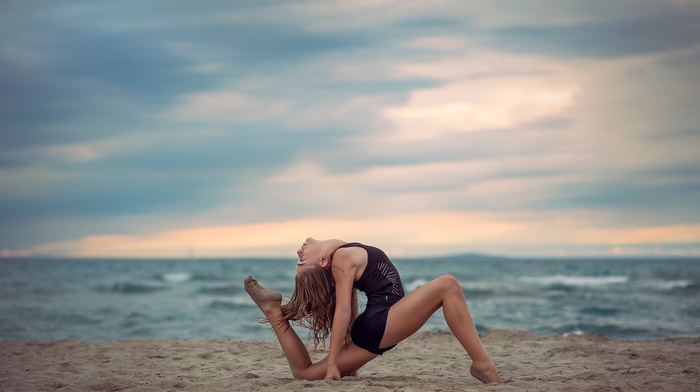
top-left (3, 252), bottom-right (698, 261)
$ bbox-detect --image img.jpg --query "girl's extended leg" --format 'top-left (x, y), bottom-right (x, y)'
top-left (244, 276), bottom-right (377, 380)
top-left (379, 275), bottom-right (501, 383)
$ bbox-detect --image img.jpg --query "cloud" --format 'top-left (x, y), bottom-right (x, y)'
top-left (485, 7), bottom-right (700, 57)
top-left (167, 91), bottom-right (292, 122)
top-left (383, 77), bottom-right (578, 138)
top-left (0, 249), bottom-right (30, 258)
top-left (1, 1), bottom-right (699, 257)
top-left (16, 212), bottom-right (542, 257)
top-left (27, 212), bottom-right (700, 258)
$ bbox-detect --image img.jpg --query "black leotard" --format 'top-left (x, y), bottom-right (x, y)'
top-left (337, 242), bottom-right (405, 355)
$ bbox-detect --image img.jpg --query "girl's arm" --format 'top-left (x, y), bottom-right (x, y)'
top-left (326, 252), bottom-right (358, 380)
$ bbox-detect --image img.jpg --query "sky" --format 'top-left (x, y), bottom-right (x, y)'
top-left (1, 0), bottom-right (700, 258)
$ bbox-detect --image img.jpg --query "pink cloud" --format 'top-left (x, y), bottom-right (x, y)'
top-left (28, 214), bottom-right (700, 258)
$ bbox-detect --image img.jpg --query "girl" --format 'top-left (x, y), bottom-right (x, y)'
top-left (244, 237), bottom-right (501, 383)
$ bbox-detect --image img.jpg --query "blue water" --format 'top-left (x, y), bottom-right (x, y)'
top-left (1, 256), bottom-right (698, 341)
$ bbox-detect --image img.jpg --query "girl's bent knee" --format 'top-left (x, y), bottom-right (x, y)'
top-left (440, 274), bottom-right (458, 283)
top-left (439, 275), bottom-right (462, 294)
top-left (439, 274), bottom-right (459, 286)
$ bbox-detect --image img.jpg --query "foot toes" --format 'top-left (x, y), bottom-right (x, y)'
top-left (243, 276), bottom-right (282, 305)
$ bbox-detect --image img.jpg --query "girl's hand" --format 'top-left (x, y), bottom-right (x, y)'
top-left (325, 365), bottom-right (341, 380)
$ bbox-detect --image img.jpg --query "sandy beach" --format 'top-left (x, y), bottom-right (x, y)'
top-left (1, 330), bottom-right (698, 391)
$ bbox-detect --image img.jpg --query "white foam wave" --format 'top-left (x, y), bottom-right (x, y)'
top-left (163, 272), bottom-right (191, 283)
top-left (641, 280), bottom-right (692, 291)
top-left (405, 279), bottom-right (428, 292)
top-left (228, 295), bottom-right (254, 305)
top-left (521, 275), bottom-right (628, 286)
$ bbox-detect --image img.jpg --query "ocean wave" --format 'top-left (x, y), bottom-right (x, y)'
top-left (208, 299), bottom-right (254, 311)
top-left (45, 313), bottom-right (103, 325)
top-left (521, 275), bottom-right (628, 287)
top-left (190, 272), bottom-right (231, 282)
top-left (122, 311), bottom-right (154, 324)
top-left (580, 307), bottom-right (619, 316)
top-left (96, 282), bottom-right (170, 294)
top-left (404, 278), bottom-right (493, 297)
top-left (545, 289), bottom-right (567, 298)
top-left (3, 257), bottom-right (697, 341)
top-left (160, 272), bottom-right (191, 283)
top-left (541, 323), bottom-right (651, 338)
top-left (637, 279), bottom-right (693, 291)
top-left (10, 305), bottom-right (103, 326)
top-left (126, 326), bottom-right (154, 338)
top-left (462, 288), bottom-right (494, 298)
top-left (685, 306), bottom-right (700, 317)
top-left (228, 295), bottom-right (255, 305)
top-left (0, 318), bottom-right (25, 338)
top-left (197, 284), bottom-right (242, 296)
top-left (405, 279), bottom-right (428, 292)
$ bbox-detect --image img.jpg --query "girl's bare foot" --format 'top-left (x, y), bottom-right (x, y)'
top-left (470, 364), bottom-right (502, 384)
top-left (244, 275), bottom-right (282, 311)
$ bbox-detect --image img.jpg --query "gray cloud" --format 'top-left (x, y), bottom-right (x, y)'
top-left (485, 10), bottom-right (700, 57)
top-left (1, 1), bottom-right (699, 254)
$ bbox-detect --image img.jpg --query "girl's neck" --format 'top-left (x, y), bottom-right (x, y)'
top-left (325, 239), bottom-right (348, 261)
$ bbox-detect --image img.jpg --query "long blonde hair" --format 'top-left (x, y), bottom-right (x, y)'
top-left (268, 265), bottom-right (351, 350)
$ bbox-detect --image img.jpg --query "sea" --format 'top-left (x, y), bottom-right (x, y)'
top-left (1, 255), bottom-right (698, 342)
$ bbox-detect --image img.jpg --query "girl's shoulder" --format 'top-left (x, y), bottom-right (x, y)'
top-left (332, 246), bottom-right (368, 281)
top-left (334, 244), bottom-right (367, 262)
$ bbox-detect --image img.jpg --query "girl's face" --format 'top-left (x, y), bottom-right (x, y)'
top-left (296, 237), bottom-right (327, 275)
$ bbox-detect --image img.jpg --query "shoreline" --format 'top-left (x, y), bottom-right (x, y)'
top-left (2, 330), bottom-right (698, 391)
